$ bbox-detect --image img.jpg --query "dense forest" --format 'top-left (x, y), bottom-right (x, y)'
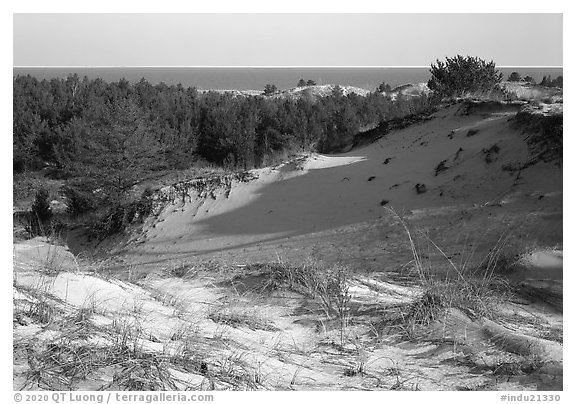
top-left (14, 75), bottom-right (432, 176)
top-left (13, 74), bottom-right (430, 237)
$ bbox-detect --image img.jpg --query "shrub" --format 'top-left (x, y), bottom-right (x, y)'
top-left (428, 55), bottom-right (503, 99)
top-left (297, 79), bottom-right (316, 87)
top-left (134, 187), bottom-right (155, 219)
top-left (263, 84), bottom-right (278, 96)
top-left (90, 204), bottom-right (127, 240)
top-left (376, 82), bottom-right (392, 93)
top-left (507, 72), bottom-right (521, 82)
top-left (434, 160), bottom-right (449, 176)
top-left (88, 189), bottom-right (156, 241)
top-left (29, 188), bottom-right (53, 235)
top-left (415, 183), bottom-right (427, 194)
top-left (515, 111), bottom-right (563, 165)
top-left (61, 185), bottom-right (98, 216)
top-left (31, 188), bottom-right (52, 223)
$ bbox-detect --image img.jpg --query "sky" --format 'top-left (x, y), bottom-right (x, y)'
top-left (13, 13), bottom-right (563, 67)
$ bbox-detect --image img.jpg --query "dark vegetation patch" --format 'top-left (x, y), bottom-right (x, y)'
top-left (459, 100), bottom-right (524, 116)
top-left (428, 56), bottom-right (503, 100)
top-left (501, 161), bottom-right (523, 172)
top-left (168, 262), bottom-right (199, 279)
top-left (434, 160), bottom-right (449, 176)
top-left (415, 183), bottom-right (427, 194)
top-left (514, 110), bottom-right (562, 166)
top-left (454, 147), bottom-right (464, 160)
top-left (352, 111), bottom-right (435, 149)
top-left (482, 144), bottom-right (501, 164)
top-left (87, 188), bottom-right (155, 241)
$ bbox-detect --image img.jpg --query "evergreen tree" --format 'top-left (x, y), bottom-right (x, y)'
top-left (551, 76), bottom-right (563, 88)
top-left (263, 84), bottom-right (278, 96)
top-left (428, 55), bottom-right (503, 99)
top-left (540, 75), bottom-right (551, 87)
top-left (30, 188), bottom-right (52, 235)
top-left (74, 99), bottom-right (165, 206)
top-left (332, 85), bottom-right (344, 98)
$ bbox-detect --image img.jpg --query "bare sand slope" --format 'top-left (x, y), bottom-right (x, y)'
top-left (116, 102), bottom-right (561, 273)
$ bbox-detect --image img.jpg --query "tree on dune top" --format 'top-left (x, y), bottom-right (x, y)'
top-left (428, 55), bottom-right (503, 99)
top-left (507, 72), bottom-right (521, 82)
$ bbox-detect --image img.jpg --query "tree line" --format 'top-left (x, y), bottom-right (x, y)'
top-left (507, 71), bottom-right (563, 87)
top-left (14, 74), bottom-right (430, 176)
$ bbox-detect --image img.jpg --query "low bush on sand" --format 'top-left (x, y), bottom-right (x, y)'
top-left (385, 208), bottom-right (514, 338)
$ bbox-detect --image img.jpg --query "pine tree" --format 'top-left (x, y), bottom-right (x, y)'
top-left (74, 99), bottom-right (165, 206)
top-left (428, 55), bottom-right (503, 99)
top-left (540, 75), bottom-right (551, 87)
top-left (263, 84), bottom-right (278, 96)
top-left (30, 188), bottom-right (52, 235)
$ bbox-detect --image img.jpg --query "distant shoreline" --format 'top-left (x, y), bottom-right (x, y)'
top-left (12, 67), bottom-right (563, 92)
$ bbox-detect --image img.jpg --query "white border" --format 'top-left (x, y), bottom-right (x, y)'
top-left (3, 4), bottom-right (571, 401)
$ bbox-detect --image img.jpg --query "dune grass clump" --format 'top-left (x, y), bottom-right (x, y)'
top-left (385, 208), bottom-right (514, 338)
top-left (208, 306), bottom-right (278, 332)
top-left (168, 262), bottom-right (199, 278)
top-left (254, 261), bottom-right (352, 320)
top-left (13, 275), bottom-right (63, 326)
top-left (111, 348), bottom-right (178, 391)
top-left (23, 339), bottom-right (111, 390)
top-left (20, 308), bottom-right (184, 391)
top-left (231, 260), bottom-right (352, 345)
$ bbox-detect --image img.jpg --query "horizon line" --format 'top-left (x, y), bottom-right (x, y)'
top-left (13, 65), bottom-right (564, 69)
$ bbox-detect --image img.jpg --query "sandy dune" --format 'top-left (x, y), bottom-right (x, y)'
top-left (109, 102), bottom-right (561, 274)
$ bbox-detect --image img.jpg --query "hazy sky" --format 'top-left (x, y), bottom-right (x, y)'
top-left (13, 14), bottom-right (563, 66)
